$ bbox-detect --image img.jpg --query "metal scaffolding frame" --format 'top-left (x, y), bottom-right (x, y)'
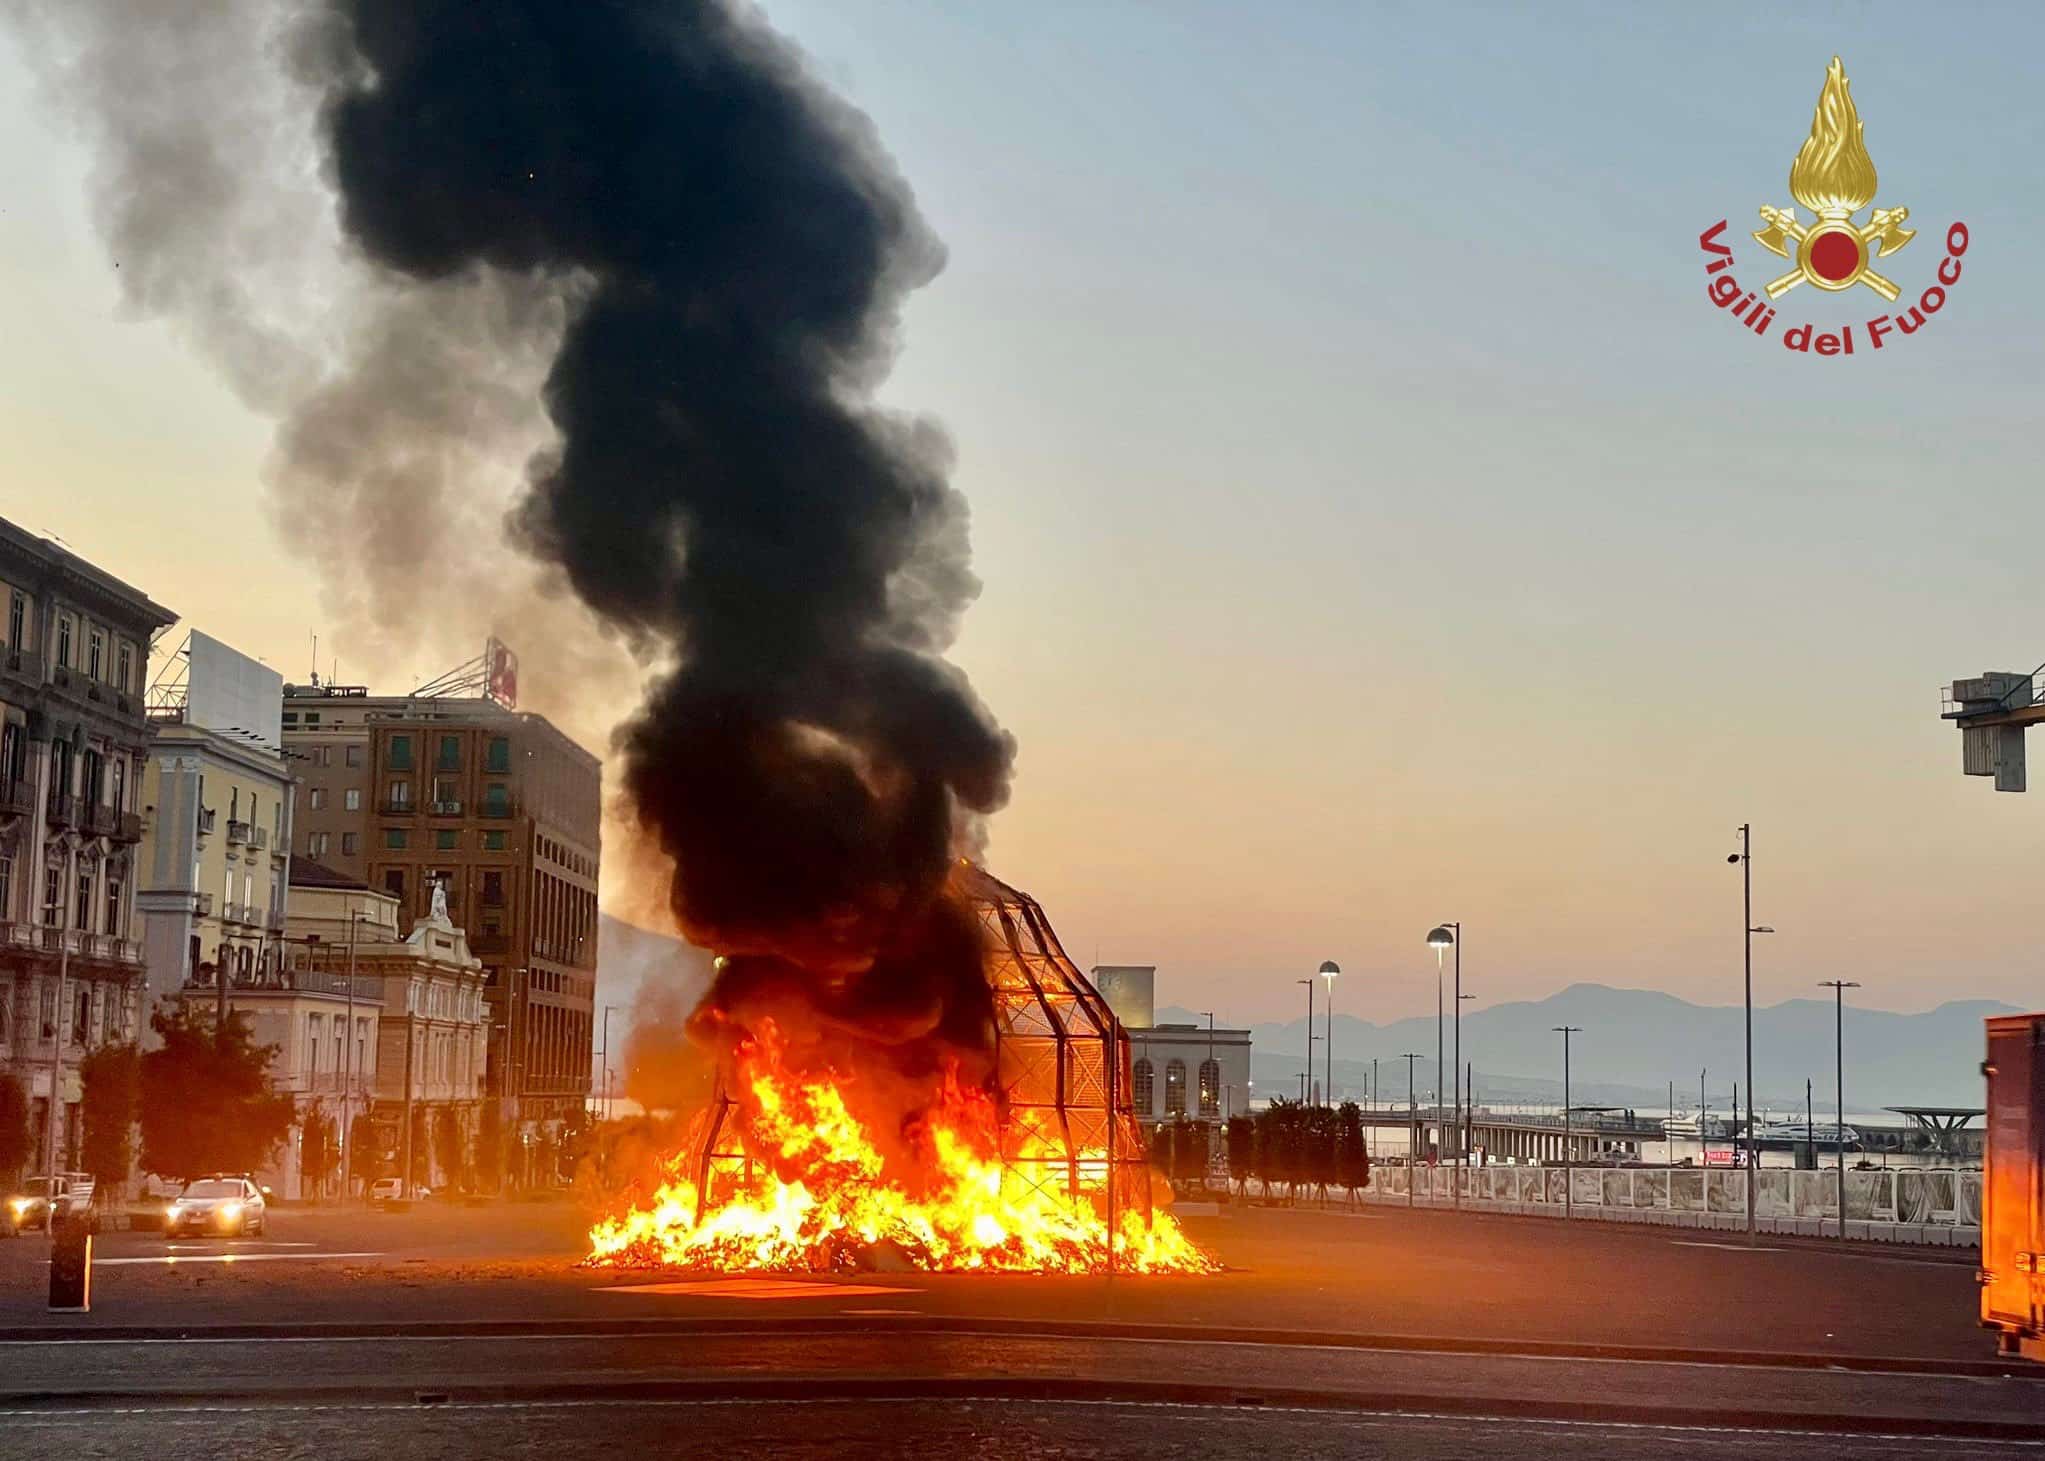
top-left (683, 861), bottom-right (1146, 1241)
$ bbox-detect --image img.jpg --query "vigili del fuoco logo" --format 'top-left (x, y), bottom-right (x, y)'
top-left (1699, 57), bottom-right (1967, 355)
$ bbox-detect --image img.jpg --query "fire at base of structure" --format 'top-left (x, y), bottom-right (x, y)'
top-left (585, 864), bottom-right (1214, 1275)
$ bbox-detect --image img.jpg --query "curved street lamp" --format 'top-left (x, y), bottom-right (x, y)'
top-left (1318, 961), bottom-right (1339, 1108)
top-left (1426, 924), bottom-right (1462, 1204)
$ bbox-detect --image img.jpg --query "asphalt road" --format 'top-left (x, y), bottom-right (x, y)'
top-left (5, 1397), bottom-right (2040, 1461)
top-left (1, 1197), bottom-right (2033, 1456)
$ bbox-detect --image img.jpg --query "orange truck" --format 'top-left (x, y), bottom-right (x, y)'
top-left (1983, 1015), bottom-right (2045, 1358)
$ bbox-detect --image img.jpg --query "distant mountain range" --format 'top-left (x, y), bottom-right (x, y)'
top-left (1158, 983), bottom-right (2016, 1112)
top-left (592, 918), bottom-right (2008, 1112)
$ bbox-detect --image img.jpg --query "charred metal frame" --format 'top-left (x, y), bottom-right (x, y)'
top-left (684, 862), bottom-right (1148, 1245)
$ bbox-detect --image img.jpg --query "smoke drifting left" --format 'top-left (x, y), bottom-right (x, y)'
top-left (11, 2), bottom-right (1016, 1116)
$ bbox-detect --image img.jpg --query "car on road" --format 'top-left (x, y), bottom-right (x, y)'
top-left (4, 1173), bottom-right (95, 1235)
top-left (369, 1177), bottom-right (431, 1206)
top-left (164, 1177), bottom-right (267, 1237)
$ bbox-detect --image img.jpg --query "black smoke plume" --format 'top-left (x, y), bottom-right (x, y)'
top-left (317, 1), bottom-right (1014, 1077)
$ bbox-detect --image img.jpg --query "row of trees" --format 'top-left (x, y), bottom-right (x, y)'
top-left (0, 1005), bottom-right (297, 1192)
top-left (1222, 1098), bottom-right (1371, 1203)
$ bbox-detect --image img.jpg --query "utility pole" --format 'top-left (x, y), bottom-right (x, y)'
top-left (1400, 1052), bottom-right (1422, 1207)
top-left (1554, 1026), bottom-right (1582, 1220)
top-left (1296, 977), bottom-right (1315, 1106)
top-left (1820, 979), bottom-right (1860, 1241)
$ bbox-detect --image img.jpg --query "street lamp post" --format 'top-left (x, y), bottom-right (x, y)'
top-left (1819, 979), bottom-right (1860, 1241)
top-left (1727, 827), bottom-right (1774, 1242)
top-left (1458, 991), bottom-right (1475, 1163)
top-left (1554, 1026), bottom-right (1582, 1219)
top-left (1198, 1010), bottom-right (1215, 1121)
top-left (599, 1004), bottom-right (621, 1121)
top-left (1400, 1052), bottom-right (1422, 1207)
top-left (1296, 977), bottom-right (1315, 1105)
top-left (1318, 962), bottom-right (1339, 1108)
top-left (1427, 925), bottom-right (1460, 1203)
top-left (46, 826), bottom-right (81, 1176)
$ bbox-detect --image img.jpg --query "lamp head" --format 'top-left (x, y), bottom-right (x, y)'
top-left (1426, 925), bottom-right (1456, 949)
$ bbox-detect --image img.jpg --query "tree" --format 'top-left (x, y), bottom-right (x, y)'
top-left (1335, 1100), bottom-right (1371, 1204)
top-left (0, 1072), bottom-right (30, 1183)
top-left (138, 1004), bottom-right (297, 1184)
top-left (1303, 1105), bottom-right (1339, 1203)
top-left (301, 1102), bottom-right (339, 1198)
top-left (408, 1107), bottom-right (430, 1188)
top-left (434, 1106), bottom-right (467, 1192)
top-left (475, 1101), bottom-right (503, 1193)
top-left (1224, 1113), bottom-right (1255, 1198)
top-left (1255, 1099), bottom-right (1303, 1202)
top-left (346, 1114), bottom-right (375, 1197)
top-left (79, 1042), bottom-right (140, 1194)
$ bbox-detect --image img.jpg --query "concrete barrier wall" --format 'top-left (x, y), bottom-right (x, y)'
top-left (1359, 1165), bottom-right (1982, 1247)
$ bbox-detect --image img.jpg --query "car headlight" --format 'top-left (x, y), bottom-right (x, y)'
top-left (219, 1202), bottom-right (242, 1221)
top-left (7, 1198), bottom-right (26, 1216)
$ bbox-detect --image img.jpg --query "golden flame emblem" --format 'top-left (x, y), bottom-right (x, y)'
top-left (1752, 57), bottom-right (1914, 301)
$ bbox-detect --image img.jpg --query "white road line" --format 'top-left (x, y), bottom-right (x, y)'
top-left (0, 1327), bottom-right (1999, 1382)
top-left (93, 1252), bottom-right (385, 1268)
top-left (1670, 1241), bottom-right (1789, 1253)
top-left (0, 1395), bottom-right (2033, 1446)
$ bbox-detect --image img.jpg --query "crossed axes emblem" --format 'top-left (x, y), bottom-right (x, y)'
top-left (1751, 205), bottom-right (1916, 302)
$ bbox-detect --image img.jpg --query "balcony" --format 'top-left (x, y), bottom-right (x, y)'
top-left (430, 799), bottom-right (464, 817)
top-left (0, 920), bottom-right (39, 954)
top-left (45, 792), bottom-right (77, 828)
top-left (221, 900), bottom-right (244, 925)
top-left (266, 908), bottom-right (285, 933)
top-left (40, 927), bottom-right (82, 957)
top-left (197, 807), bottom-right (217, 838)
top-left (382, 799), bottom-right (417, 817)
top-left (250, 825), bottom-right (269, 850)
top-left (80, 933), bottom-right (143, 966)
top-left (0, 778), bottom-right (30, 819)
top-left (84, 801), bottom-right (119, 838)
top-left (193, 892), bottom-right (215, 918)
top-left (226, 819), bottom-right (253, 845)
top-left (113, 812), bottom-right (143, 844)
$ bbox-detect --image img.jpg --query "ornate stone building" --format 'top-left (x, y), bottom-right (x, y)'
top-left (0, 517), bottom-right (174, 1177)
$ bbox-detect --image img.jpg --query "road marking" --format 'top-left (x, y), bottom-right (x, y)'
top-left (601, 1279), bottom-right (916, 1299)
top-left (94, 1252), bottom-right (385, 1268)
top-left (837, 1308), bottom-right (922, 1316)
top-left (0, 1396), bottom-right (2033, 1448)
top-left (164, 1242), bottom-right (317, 1251)
top-left (1669, 1240), bottom-right (1789, 1253)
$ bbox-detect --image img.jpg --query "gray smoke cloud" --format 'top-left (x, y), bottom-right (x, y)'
top-left (1, 0), bottom-right (639, 754)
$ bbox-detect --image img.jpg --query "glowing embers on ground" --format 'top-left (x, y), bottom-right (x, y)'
top-left (585, 1027), bottom-right (1214, 1275)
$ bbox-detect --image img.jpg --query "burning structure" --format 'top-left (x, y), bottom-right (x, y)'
top-left (588, 863), bottom-right (1211, 1273)
top-left (12, 0), bottom-right (1210, 1271)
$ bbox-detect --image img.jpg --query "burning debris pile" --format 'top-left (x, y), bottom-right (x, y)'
top-left (589, 865), bottom-right (1213, 1274)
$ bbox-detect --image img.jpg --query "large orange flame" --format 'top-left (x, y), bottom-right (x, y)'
top-left (1789, 57), bottom-right (1877, 216)
top-left (585, 1026), bottom-right (1216, 1275)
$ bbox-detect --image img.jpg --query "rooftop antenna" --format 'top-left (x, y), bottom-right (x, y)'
top-left (310, 632), bottom-right (319, 688)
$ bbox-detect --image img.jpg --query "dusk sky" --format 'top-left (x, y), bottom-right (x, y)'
top-left (5, 3), bottom-right (2044, 1026)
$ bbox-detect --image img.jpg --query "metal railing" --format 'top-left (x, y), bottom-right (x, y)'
top-left (0, 778), bottom-right (32, 818)
top-left (226, 819), bottom-right (252, 845)
top-left (430, 799), bottom-right (464, 816)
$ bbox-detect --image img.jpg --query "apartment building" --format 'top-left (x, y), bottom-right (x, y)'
top-left (279, 685), bottom-right (599, 1151)
top-left (0, 516), bottom-right (174, 1175)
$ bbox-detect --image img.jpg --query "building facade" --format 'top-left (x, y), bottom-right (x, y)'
top-left (0, 518), bottom-right (173, 1177)
top-left (279, 686), bottom-right (599, 1158)
top-left (135, 716), bottom-right (295, 1028)
top-left (284, 862), bottom-right (487, 1196)
top-left (1091, 964), bottom-right (1254, 1125)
